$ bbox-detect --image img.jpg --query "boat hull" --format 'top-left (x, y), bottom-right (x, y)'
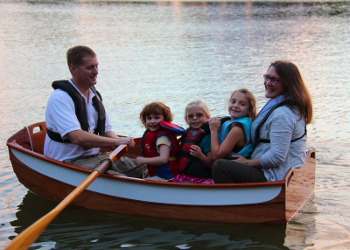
top-left (7, 122), bottom-right (316, 224)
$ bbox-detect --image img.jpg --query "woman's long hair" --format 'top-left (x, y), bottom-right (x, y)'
top-left (269, 61), bottom-right (313, 124)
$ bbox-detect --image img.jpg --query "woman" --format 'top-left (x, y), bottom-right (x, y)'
top-left (213, 61), bottom-right (313, 183)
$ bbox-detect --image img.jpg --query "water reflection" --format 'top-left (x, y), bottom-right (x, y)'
top-left (1, 0), bottom-right (350, 248)
top-left (285, 194), bottom-right (318, 249)
top-left (12, 191), bottom-right (289, 249)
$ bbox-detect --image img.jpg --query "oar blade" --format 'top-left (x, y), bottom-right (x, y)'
top-left (4, 144), bottom-right (127, 250)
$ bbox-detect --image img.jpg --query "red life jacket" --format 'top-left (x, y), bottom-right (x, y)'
top-left (177, 128), bottom-right (207, 173)
top-left (177, 118), bottom-right (230, 178)
top-left (141, 121), bottom-right (184, 179)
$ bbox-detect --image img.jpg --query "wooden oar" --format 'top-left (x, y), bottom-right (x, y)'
top-left (4, 144), bottom-right (128, 250)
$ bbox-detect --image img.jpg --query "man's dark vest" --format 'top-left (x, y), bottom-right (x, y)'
top-left (46, 80), bottom-right (106, 143)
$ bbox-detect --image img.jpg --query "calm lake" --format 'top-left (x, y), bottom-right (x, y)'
top-left (1, 0), bottom-right (350, 249)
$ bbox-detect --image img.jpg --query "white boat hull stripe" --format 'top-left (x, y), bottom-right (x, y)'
top-left (12, 149), bottom-right (283, 206)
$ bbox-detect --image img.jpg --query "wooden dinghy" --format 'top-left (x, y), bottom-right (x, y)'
top-left (7, 122), bottom-right (316, 224)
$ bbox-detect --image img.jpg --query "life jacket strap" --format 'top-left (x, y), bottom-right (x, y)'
top-left (258, 125), bottom-right (307, 143)
top-left (47, 128), bottom-right (71, 143)
top-left (169, 156), bottom-right (178, 161)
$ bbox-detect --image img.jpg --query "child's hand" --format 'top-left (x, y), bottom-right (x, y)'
top-left (190, 145), bottom-right (204, 159)
top-left (135, 156), bottom-right (144, 166)
top-left (209, 117), bottom-right (221, 131)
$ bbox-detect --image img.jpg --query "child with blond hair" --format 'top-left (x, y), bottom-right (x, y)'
top-left (174, 99), bottom-right (214, 183)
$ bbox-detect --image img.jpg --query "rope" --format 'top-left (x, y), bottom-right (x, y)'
top-left (103, 158), bottom-right (114, 168)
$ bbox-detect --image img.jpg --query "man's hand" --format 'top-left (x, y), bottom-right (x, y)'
top-left (119, 136), bottom-right (135, 149)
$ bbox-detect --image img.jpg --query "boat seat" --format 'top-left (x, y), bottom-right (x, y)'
top-left (25, 121), bottom-right (46, 154)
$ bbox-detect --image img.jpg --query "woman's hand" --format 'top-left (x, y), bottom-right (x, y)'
top-left (209, 117), bottom-right (221, 132)
top-left (231, 155), bottom-right (247, 164)
top-left (232, 156), bottom-right (262, 168)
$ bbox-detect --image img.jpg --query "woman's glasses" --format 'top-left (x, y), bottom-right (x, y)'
top-left (187, 113), bottom-right (205, 119)
top-left (263, 74), bottom-right (281, 84)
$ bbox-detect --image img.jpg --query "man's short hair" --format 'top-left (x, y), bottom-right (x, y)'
top-left (66, 45), bottom-right (96, 68)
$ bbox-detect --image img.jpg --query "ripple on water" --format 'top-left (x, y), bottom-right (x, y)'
top-left (1, 0), bottom-right (350, 249)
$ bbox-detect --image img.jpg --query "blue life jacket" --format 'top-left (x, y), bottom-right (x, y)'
top-left (218, 117), bottom-right (254, 158)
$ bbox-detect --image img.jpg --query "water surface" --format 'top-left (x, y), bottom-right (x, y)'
top-left (1, 0), bottom-right (350, 249)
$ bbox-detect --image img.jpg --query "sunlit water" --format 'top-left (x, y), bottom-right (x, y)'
top-left (1, 0), bottom-right (350, 249)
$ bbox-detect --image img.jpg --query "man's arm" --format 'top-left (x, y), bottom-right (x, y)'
top-left (67, 130), bottom-right (135, 149)
top-left (104, 130), bottom-right (119, 139)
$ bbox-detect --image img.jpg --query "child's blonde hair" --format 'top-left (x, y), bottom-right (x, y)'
top-left (140, 102), bottom-right (173, 128)
top-left (184, 99), bottom-right (211, 121)
top-left (229, 88), bottom-right (257, 120)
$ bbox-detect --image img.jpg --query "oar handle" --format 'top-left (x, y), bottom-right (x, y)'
top-left (4, 144), bottom-right (128, 250)
top-left (94, 145), bottom-right (128, 175)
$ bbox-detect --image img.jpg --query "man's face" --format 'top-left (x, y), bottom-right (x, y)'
top-left (71, 56), bottom-right (98, 88)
